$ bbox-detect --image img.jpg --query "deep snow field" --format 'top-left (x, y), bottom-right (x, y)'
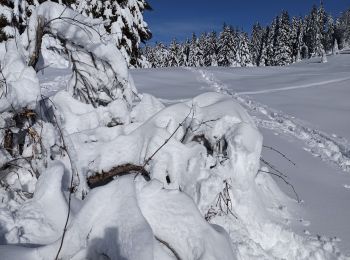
top-left (131, 51), bottom-right (350, 256)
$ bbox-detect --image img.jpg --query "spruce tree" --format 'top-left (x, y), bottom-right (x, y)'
top-left (304, 5), bottom-right (318, 56)
top-left (0, 0), bottom-right (30, 41)
top-left (153, 42), bottom-right (169, 68)
top-left (250, 23), bottom-right (264, 66)
top-left (336, 8), bottom-right (350, 48)
top-left (143, 45), bottom-right (157, 67)
top-left (291, 16), bottom-right (304, 62)
top-left (181, 39), bottom-right (191, 66)
top-left (188, 33), bottom-right (203, 67)
top-left (202, 31), bottom-right (218, 66)
top-left (0, 0), bottom-right (152, 67)
top-left (73, 0), bottom-right (152, 67)
top-left (237, 31), bottom-right (252, 67)
top-left (217, 24), bottom-right (236, 67)
top-left (304, 4), bottom-right (326, 57)
top-left (274, 11), bottom-right (293, 65)
top-left (259, 30), bottom-right (268, 67)
top-left (168, 39), bottom-right (181, 67)
top-left (265, 18), bottom-right (277, 66)
top-left (324, 15), bottom-right (335, 52)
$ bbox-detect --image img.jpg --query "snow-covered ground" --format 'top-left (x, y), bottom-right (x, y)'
top-left (131, 51), bottom-right (350, 256)
top-left (1, 13), bottom-right (349, 256)
top-left (2, 2), bottom-right (350, 259)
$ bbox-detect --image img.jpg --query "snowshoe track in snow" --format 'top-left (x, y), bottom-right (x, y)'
top-left (192, 68), bottom-right (350, 173)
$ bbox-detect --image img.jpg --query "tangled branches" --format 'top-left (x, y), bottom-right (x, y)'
top-left (205, 180), bottom-right (237, 221)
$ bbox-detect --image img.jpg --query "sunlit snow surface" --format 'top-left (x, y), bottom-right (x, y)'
top-left (132, 51), bottom-right (350, 256)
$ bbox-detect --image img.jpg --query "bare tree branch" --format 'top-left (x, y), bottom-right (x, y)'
top-left (155, 236), bottom-right (182, 260)
top-left (258, 169), bottom-right (300, 203)
top-left (262, 145), bottom-right (296, 166)
top-left (260, 157), bottom-right (288, 178)
top-left (143, 105), bottom-right (194, 167)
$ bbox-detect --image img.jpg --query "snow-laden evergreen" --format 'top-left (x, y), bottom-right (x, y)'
top-left (236, 32), bottom-right (253, 67)
top-left (0, 0), bottom-right (152, 67)
top-left (250, 23), bottom-right (264, 66)
top-left (217, 25), bottom-right (237, 67)
top-left (73, 0), bottom-right (152, 67)
top-left (273, 12), bottom-right (293, 66)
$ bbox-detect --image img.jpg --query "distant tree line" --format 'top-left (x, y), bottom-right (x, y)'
top-left (143, 4), bottom-right (350, 68)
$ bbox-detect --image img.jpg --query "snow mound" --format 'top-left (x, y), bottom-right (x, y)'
top-left (0, 40), bottom-right (40, 112)
top-left (138, 180), bottom-right (235, 260)
top-left (1, 88), bottom-right (345, 259)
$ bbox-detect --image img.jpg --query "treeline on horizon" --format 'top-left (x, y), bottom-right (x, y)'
top-left (142, 4), bottom-right (350, 68)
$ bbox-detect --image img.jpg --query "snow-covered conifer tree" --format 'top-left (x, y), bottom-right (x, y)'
top-left (0, 0), bottom-right (152, 67)
top-left (265, 18), bottom-right (277, 66)
top-left (258, 29), bottom-right (268, 66)
top-left (217, 24), bottom-right (236, 67)
top-left (324, 15), bottom-right (335, 52)
top-left (237, 31), bottom-right (252, 67)
top-left (181, 39), bottom-right (191, 66)
top-left (304, 5), bottom-right (319, 57)
top-left (153, 42), bottom-right (169, 67)
top-left (304, 4), bottom-right (327, 57)
top-left (291, 16), bottom-right (304, 62)
top-left (143, 45), bottom-right (157, 67)
top-left (0, 0), bottom-right (31, 41)
top-left (336, 8), bottom-right (350, 48)
top-left (73, 0), bottom-right (152, 67)
top-left (202, 31), bottom-right (218, 66)
top-left (188, 33), bottom-right (203, 67)
top-left (250, 23), bottom-right (264, 66)
top-left (274, 11), bottom-right (293, 65)
top-left (168, 39), bottom-right (181, 67)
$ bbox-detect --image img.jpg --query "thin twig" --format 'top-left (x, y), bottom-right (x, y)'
top-left (143, 105), bottom-right (194, 167)
top-left (54, 168), bottom-right (74, 260)
top-left (260, 157), bottom-right (288, 178)
top-left (155, 236), bottom-right (181, 260)
top-left (262, 145), bottom-right (296, 166)
top-left (40, 98), bottom-right (78, 260)
top-left (258, 169), bottom-right (300, 203)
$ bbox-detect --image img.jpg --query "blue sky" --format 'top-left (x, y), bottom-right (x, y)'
top-left (144, 0), bottom-right (350, 44)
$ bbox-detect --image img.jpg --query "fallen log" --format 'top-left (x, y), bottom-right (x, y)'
top-left (87, 163), bottom-right (150, 188)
